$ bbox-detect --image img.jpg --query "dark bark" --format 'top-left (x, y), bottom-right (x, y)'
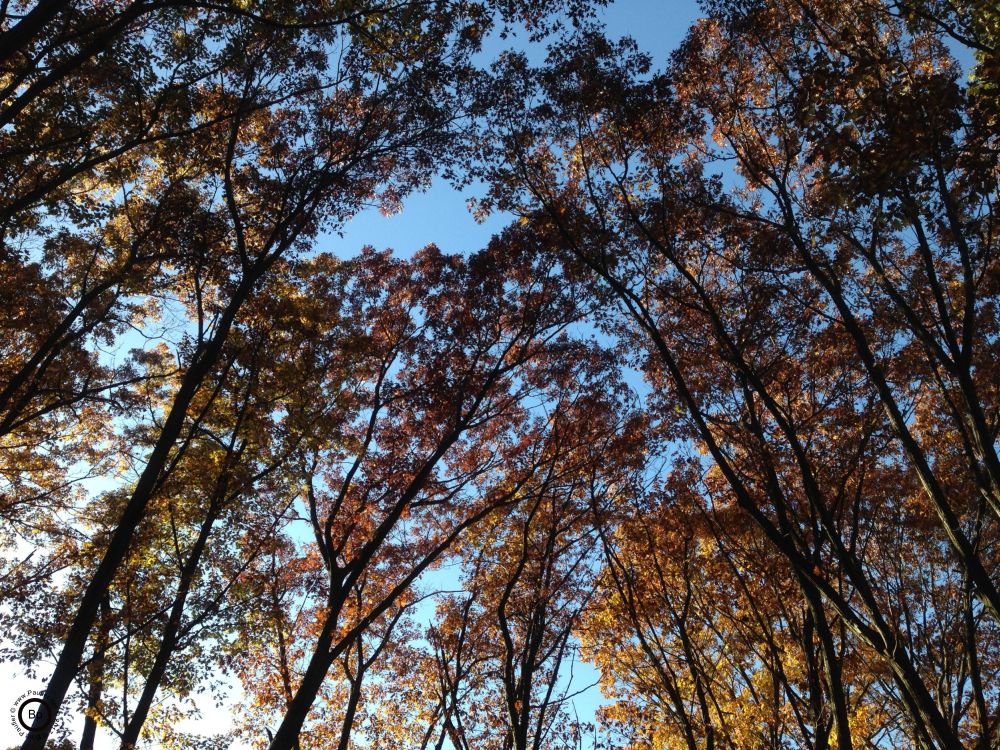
top-left (0, 0), bottom-right (71, 67)
top-left (78, 596), bottom-right (111, 750)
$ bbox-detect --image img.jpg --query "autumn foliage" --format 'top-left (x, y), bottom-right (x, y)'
top-left (1, 0), bottom-right (998, 749)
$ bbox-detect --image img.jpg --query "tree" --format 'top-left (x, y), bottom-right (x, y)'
top-left (419, 357), bottom-right (641, 750)
top-left (7, 1), bottom-right (999, 748)
top-left (477, 1), bottom-right (1000, 746)
top-left (1, 1), bottom-right (605, 746)
top-left (253, 236), bottom-right (600, 749)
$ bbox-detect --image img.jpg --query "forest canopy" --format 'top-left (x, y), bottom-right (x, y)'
top-left (1, 0), bottom-right (998, 749)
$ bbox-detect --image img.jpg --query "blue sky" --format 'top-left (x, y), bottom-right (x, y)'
top-left (332, 0), bottom-right (703, 261)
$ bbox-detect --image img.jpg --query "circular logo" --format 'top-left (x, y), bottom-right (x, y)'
top-left (16, 696), bottom-right (53, 732)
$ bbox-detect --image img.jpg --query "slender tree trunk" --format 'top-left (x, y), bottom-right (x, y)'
top-left (79, 596), bottom-right (111, 750)
top-left (800, 577), bottom-right (853, 750)
top-left (335, 648), bottom-right (365, 750)
top-left (267, 615), bottom-right (338, 750)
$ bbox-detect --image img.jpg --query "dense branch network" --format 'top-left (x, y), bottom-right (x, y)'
top-left (1, 1), bottom-right (998, 749)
